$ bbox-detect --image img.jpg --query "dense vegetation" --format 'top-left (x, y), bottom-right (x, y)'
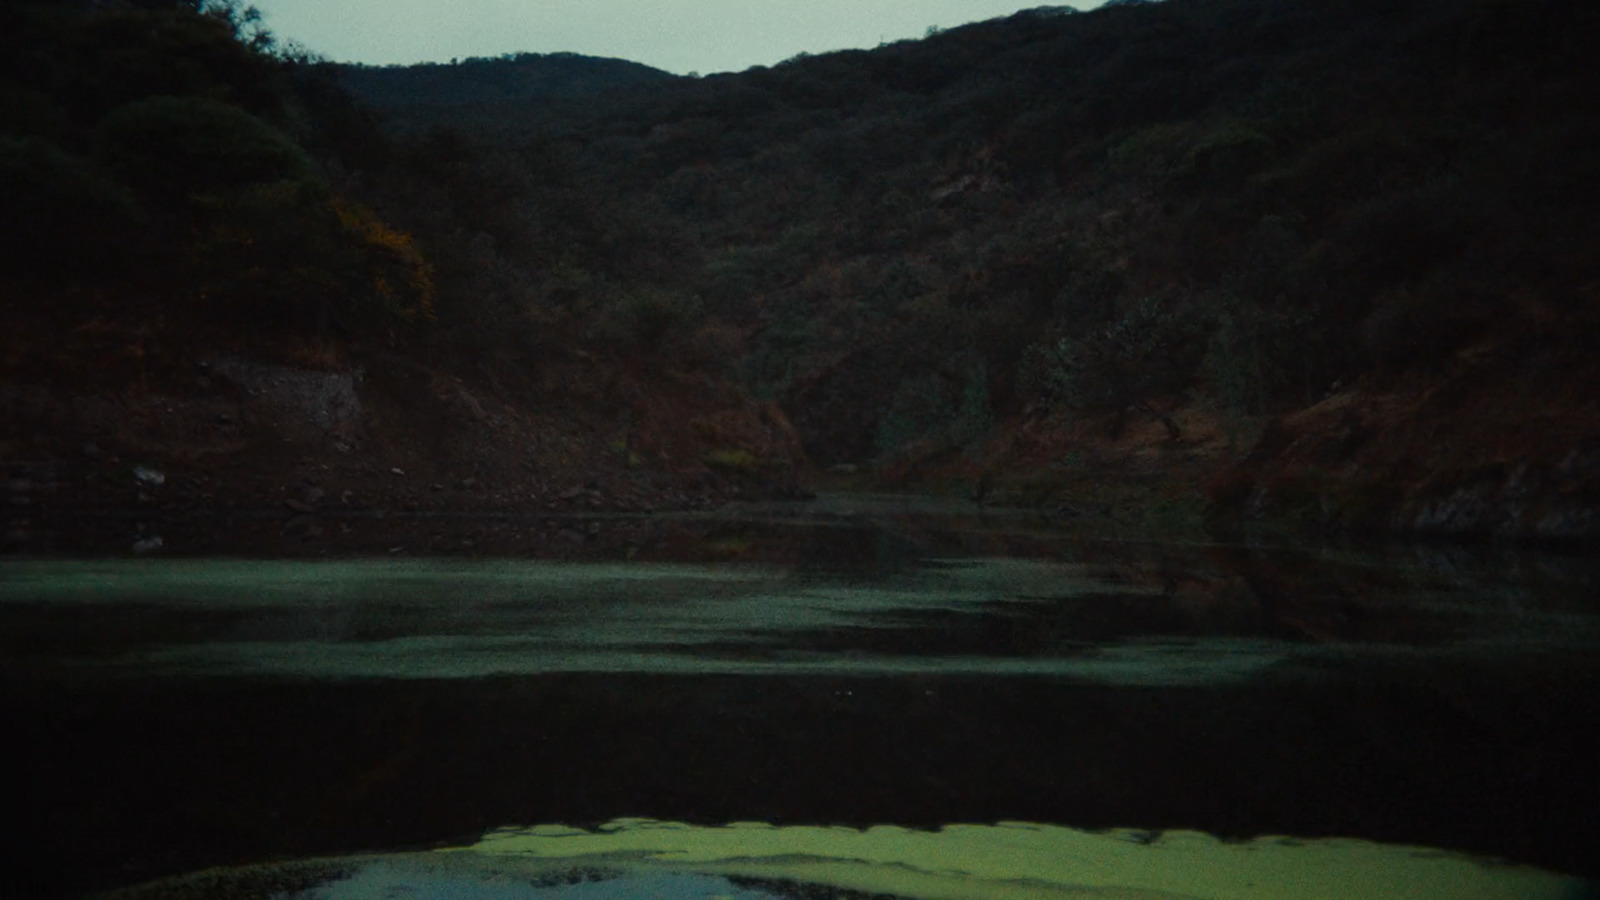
top-left (0, 0), bottom-right (437, 358)
top-left (5, 0), bottom-right (1598, 506)
top-left (333, 0), bottom-right (1600, 467)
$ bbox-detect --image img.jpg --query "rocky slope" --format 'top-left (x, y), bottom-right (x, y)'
top-left (1, 335), bottom-right (810, 556)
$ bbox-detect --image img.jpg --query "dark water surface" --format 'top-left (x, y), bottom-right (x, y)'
top-left (3, 502), bottom-right (1598, 898)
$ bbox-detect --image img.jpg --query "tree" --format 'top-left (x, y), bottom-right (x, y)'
top-left (1027, 296), bottom-right (1203, 440)
top-left (95, 95), bottom-right (315, 201)
top-left (0, 135), bottom-right (144, 279)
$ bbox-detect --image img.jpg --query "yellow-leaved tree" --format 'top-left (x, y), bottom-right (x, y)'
top-left (331, 196), bottom-right (435, 328)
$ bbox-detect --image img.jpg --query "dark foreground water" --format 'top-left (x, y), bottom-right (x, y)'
top-left (3, 501), bottom-right (1598, 899)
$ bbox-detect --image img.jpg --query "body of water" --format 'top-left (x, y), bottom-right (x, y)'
top-left (3, 503), bottom-right (1597, 898)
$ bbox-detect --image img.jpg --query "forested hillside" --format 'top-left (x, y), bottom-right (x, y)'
top-left (336, 53), bottom-right (678, 139)
top-left (2, 0), bottom-right (434, 358)
top-left (5, 0), bottom-right (1599, 545)
top-left (0, 0), bottom-right (807, 552)
top-left (338, 0), bottom-right (1600, 539)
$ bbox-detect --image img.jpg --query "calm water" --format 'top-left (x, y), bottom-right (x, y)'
top-left (2, 503), bottom-right (1598, 899)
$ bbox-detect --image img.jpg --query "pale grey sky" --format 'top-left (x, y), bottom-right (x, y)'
top-left (250, 1), bottom-right (1102, 75)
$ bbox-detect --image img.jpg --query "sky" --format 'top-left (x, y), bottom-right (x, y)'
top-left (249, 1), bottom-right (1104, 76)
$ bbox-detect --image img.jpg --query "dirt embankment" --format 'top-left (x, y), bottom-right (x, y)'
top-left (1208, 327), bottom-right (1600, 543)
top-left (2, 338), bottom-right (811, 556)
top-left (9, 305), bottom-right (1599, 552)
top-left (858, 315), bottom-right (1600, 546)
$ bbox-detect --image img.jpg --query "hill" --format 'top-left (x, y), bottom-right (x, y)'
top-left (336, 52), bottom-right (679, 137)
top-left (0, 0), bottom-right (804, 556)
top-left (4, 0), bottom-right (1598, 549)
top-left (336, 0), bottom-right (1600, 541)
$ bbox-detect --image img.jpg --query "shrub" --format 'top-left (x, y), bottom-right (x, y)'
top-left (0, 135), bottom-right (143, 278)
top-left (875, 358), bottom-right (992, 457)
top-left (95, 95), bottom-right (315, 202)
top-left (876, 372), bottom-right (947, 455)
top-left (1254, 124), bottom-right (1456, 222)
top-left (704, 448), bottom-right (761, 474)
top-left (331, 196), bottom-right (436, 327)
top-left (587, 285), bottom-right (703, 350)
top-left (627, 287), bottom-right (701, 347)
top-left (188, 178), bottom-right (343, 327)
top-left (1182, 121), bottom-right (1275, 185)
top-left (1106, 122), bottom-right (1196, 183)
top-left (1359, 284), bottom-right (1487, 373)
top-left (188, 183), bottom-right (434, 334)
top-left (1200, 292), bottom-right (1314, 438)
top-left (1026, 296), bottom-right (1205, 436)
top-left (1321, 182), bottom-right (1479, 291)
top-left (0, 81), bottom-right (68, 140)
top-left (743, 305), bottom-right (816, 399)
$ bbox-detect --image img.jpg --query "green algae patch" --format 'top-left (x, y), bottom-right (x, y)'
top-left (449, 819), bottom-right (1591, 900)
top-left (23, 557), bottom-right (1275, 683)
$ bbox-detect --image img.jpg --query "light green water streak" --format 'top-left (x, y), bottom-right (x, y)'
top-left (448, 818), bottom-right (1590, 900)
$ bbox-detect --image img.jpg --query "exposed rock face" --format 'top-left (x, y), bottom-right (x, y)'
top-left (1402, 448), bottom-right (1600, 540)
top-left (1209, 353), bottom-right (1600, 543)
top-left (210, 357), bottom-right (364, 443)
top-left (1, 344), bottom-right (817, 558)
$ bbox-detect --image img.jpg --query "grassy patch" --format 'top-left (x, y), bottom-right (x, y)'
top-left (704, 448), bottom-right (761, 475)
